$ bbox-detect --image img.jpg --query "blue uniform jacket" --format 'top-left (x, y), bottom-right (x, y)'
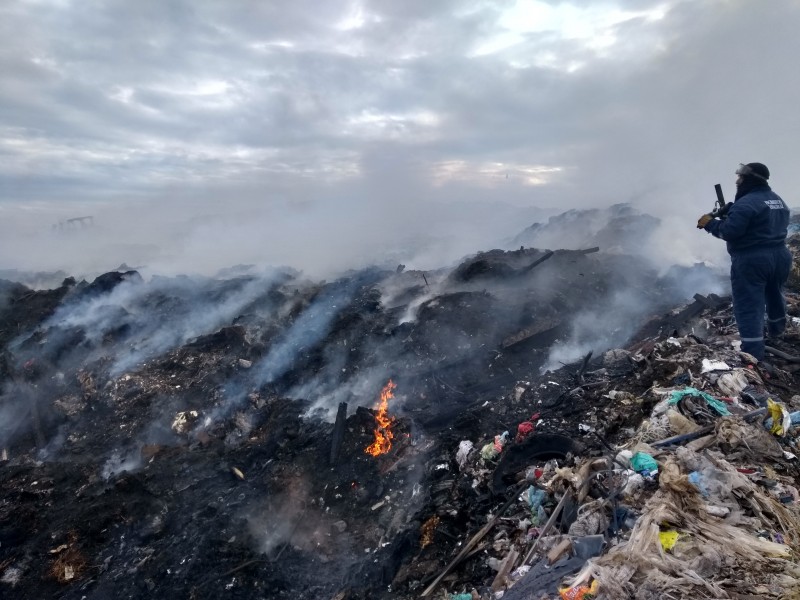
top-left (704, 187), bottom-right (789, 254)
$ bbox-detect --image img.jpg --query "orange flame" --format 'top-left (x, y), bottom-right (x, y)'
top-left (365, 380), bottom-right (397, 457)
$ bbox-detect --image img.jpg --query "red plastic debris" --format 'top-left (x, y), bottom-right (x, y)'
top-left (515, 412), bottom-right (541, 443)
top-left (516, 422), bottom-right (534, 442)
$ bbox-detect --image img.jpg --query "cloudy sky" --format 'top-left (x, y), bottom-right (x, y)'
top-left (1, 0), bottom-right (798, 277)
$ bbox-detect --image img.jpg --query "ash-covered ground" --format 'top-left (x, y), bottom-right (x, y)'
top-left (1, 208), bottom-right (799, 600)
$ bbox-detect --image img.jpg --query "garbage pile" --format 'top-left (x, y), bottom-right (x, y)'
top-left (0, 233), bottom-right (799, 599)
top-left (419, 326), bottom-right (800, 599)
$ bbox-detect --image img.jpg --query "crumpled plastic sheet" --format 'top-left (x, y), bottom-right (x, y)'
top-left (456, 440), bottom-right (474, 470)
top-left (668, 387), bottom-right (730, 416)
top-left (715, 369), bottom-right (752, 397)
top-left (501, 556), bottom-right (586, 600)
top-left (701, 358), bottom-right (730, 373)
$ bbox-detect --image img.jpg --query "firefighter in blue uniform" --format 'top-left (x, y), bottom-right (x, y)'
top-left (697, 162), bottom-right (792, 361)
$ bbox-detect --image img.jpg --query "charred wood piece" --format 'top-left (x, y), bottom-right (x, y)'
top-left (665, 294), bottom-right (728, 335)
top-left (692, 292), bottom-right (726, 309)
top-left (501, 317), bottom-right (563, 350)
top-left (576, 351), bottom-right (593, 384)
top-left (514, 250), bottom-right (554, 277)
top-left (329, 402), bottom-right (348, 466)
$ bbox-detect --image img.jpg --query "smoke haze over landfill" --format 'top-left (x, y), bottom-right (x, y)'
top-left (1, 0), bottom-right (799, 278)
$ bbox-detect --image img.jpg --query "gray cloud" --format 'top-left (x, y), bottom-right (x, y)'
top-left (1, 0), bottom-right (798, 277)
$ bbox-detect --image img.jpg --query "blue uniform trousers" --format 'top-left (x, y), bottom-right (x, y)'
top-left (730, 245), bottom-right (792, 360)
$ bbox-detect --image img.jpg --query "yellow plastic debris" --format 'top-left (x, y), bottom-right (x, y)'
top-left (659, 530), bottom-right (680, 551)
top-left (766, 398), bottom-right (791, 436)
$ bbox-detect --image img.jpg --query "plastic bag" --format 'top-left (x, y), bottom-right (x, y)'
top-left (766, 399), bottom-right (792, 436)
top-left (630, 451), bottom-right (658, 475)
top-left (480, 431), bottom-right (509, 460)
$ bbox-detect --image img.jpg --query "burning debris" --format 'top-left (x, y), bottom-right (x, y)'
top-left (365, 380), bottom-right (397, 457)
top-left (0, 224), bottom-right (799, 599)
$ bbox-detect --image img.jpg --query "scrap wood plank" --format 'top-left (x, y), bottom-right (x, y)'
top-left (490, 548), bottom-right (519, 592)
top-left (546, 538), bottom-right (572, 564)
top-left (501, 318), bottom-right (562, 349)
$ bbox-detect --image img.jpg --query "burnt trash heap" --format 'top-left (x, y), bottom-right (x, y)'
top-left (0, 237), bottom-right (799, 600)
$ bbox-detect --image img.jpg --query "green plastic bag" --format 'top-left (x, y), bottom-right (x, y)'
top-left (630, 451), bottom-right (658, 474)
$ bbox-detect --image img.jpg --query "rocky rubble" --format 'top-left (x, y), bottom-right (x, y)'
top-left (0, 236), bottom-right (799, 600)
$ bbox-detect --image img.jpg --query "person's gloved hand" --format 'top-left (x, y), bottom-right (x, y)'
top-left (697, 214), bottom-right (713, 229)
